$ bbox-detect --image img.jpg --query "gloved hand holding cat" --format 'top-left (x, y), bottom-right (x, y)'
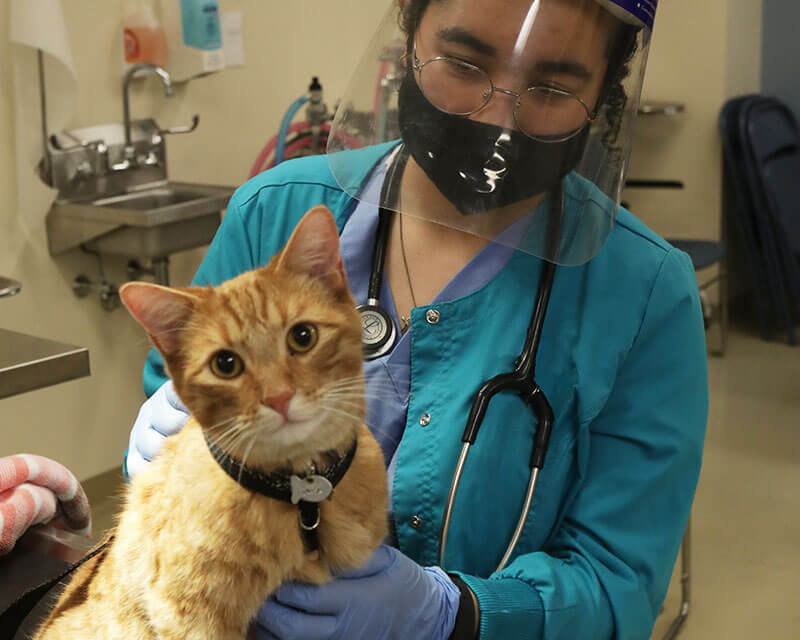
top-left (125, 379), bottom-right (188, 479)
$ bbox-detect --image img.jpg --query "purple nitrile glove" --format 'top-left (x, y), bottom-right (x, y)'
top-left (252, 544), bottom-right (461, 640)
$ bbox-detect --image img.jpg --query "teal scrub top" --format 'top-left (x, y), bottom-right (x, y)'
top-left (141, 147), bottom-right (708, 640)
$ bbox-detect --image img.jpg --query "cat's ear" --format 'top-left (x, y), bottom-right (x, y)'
top-left (120, 282), bottom-right (205, 357)
top-left (277, 205), bottom-right (346, 291)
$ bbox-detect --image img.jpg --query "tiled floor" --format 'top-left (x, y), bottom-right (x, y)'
top-left (84, 319), bottom-right (800, 639)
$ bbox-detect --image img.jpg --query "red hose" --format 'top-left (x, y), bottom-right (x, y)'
top-left (250, 120), bottom-right (374, 179)
top-left (263, 134), bottom-right (327, 172)
top-left (249, 122), bottom-right (331, 179)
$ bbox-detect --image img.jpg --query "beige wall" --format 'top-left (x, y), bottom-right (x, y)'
top-left (0, 0), bottom-right (387, 481)
top-left (726, 0), bottom-right (763, 98)
top-left (0, 0), bottom-right (763, 481)
top-left (625, 0), bottom-right (763, 241)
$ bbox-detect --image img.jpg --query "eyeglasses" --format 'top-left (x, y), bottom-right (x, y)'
top-left (410, 42), bottom-right (597, 143)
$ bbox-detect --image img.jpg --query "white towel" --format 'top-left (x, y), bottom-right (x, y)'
top-left (9, 0), bottom-right (78, 227)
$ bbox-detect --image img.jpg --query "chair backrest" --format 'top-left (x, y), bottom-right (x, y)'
top-left (720, 97), bottom-right (767, 253)
top-left (719, 97), bottom-right (775, 331)
top-left (719, 95), bottom-right (798, 342)
top-left (739, 96), bottom-right (800, 331)
top-left (745, 100), bottom-right (800, 255)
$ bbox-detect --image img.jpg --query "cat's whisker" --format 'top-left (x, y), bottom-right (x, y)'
top-left (325, 384), bottom-right (399, 396)
top-left (244, 412), bottom-right (274, 429)
top-left (205, 431), bottom-right (239, 457)
top-left (204, 415), bottom-right (240, 432)
top-left (323, 386), bottom-right (396, 397)
top-left (319, 378), bottom-right (369, 391)
top-left (323, 383), bottom-right (390, 392)
top-left (204, 418), bottom-right (247, 449)
top-left (319, 402), bottom-right (405, 448)
top-left (325, 378), bottom-right (434, 394)
top-left (317, 404), bottom-right (367, 426)
top-left (207, 416), bottom-right (245, 434)
top-left (227, 423), bottom-right (257, 456)
top-left (321, 381), bottom-right (370, 391)
top-left (321, 396), bottom-right (367, 410)
top-left (323, 388), bottom-right (386, 397)
top-left (206, 420), bottom-right (254, 456)
top-left (320, 376), bottom-right (363, 386)
top-left (322, 391), bottom-right (396, 404)
top-left (210, 426), bottom-right (250, 453)
top-left (237, 433), bottom-right (259, 484)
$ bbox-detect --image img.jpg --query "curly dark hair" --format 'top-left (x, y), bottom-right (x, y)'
top-left (399, 0), bottom-right (639, 150)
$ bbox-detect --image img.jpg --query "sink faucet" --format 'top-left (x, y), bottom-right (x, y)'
top-left (119, 63), bottom-right (173, 169)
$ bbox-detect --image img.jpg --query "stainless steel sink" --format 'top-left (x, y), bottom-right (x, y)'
top-left (93, 188), bottom-right (204, 211)
top-left (46, 181), bottom-right (235, 259)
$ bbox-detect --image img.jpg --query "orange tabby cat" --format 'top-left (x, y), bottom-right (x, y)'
top-left (34, 206), bottom-right (388, 639)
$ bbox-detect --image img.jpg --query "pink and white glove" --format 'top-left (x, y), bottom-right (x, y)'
top-left (0, 454), bottom-right (91, 556)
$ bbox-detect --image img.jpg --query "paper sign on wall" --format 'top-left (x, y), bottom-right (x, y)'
top-left (221, 11), bottom-right (245, 67)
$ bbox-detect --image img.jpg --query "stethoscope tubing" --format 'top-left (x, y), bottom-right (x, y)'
top-left (437, 183), bottom-right (564, 573)
top-left (359, 145), bottom-right (565, 574)
top-left (367, 146), bottom-right (409, 303)
top-left (358, 147), bottom-right (409, 361)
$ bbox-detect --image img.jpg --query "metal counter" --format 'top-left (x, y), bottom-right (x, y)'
top-left (0, 329), bottom-right (90, 399)
top-left (0, 526), bottom-right (94, 639)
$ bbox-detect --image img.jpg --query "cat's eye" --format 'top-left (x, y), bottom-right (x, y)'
top-left (209, 350), bottom-right (244, 379)
top-left (287, 323), bottom-right (318, 354)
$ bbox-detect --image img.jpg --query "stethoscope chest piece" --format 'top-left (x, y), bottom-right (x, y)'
top-left (358, 301), bottom-right (397, 360)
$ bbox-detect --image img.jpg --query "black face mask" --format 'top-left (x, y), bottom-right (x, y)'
top-left (397, 73), bottom-right (590, 215)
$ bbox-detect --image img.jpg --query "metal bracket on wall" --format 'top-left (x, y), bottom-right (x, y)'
top-left (72, 248), bottom-right (120, 312)
top-left (72, 275), bottom-right (120, 313)
top-left (126, 258), bottom-right (171, 286)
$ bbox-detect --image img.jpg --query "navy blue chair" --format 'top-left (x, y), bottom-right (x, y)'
top-left (742, 98), bottom-right (800, 338)
top-left (719, 95), bottom-right (800, 345)
top-left (666, 240), bottom-right (727, 356)
top-left (720, 97), bottom-right (777, 342)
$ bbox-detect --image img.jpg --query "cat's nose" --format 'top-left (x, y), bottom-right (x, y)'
top-left (263, 389), bottom-right (294, 418)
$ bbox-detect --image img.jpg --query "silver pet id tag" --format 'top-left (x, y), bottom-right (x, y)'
top-left (290, 475), bottom-right (333, 504)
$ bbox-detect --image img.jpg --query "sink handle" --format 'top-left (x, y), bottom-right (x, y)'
top-left (158, 114), bottom-right (199, 136)
top-left (50, 132), bottom-right (107, 152)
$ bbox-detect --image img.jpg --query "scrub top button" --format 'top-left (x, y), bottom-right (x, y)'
top-left (426, 309), bottom-right (440, 324)
top-left (419, 413), bottom-right (431, 427)
top-left (409, 515), bottom-right (423, 529)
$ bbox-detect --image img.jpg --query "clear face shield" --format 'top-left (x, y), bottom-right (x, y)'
top-left (327, 0), bottom-right (656, 266)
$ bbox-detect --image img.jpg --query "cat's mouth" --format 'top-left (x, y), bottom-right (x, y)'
top-left (261, 406), bottom-right (318, 431)
top-left (264, 415), bottom-right (299, 432)
top-left (258, 411), bottom-right (323, 440)
top-left (209, 405), bottom-right (351, 470)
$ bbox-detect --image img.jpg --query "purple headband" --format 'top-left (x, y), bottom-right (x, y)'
top-left (605, 0), bottom-right (658, 30)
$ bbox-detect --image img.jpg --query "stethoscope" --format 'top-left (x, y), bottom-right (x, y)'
top-left (358, 146), bottom-right (563, 574)
top-left (356, 146), bottom-right (408, 360)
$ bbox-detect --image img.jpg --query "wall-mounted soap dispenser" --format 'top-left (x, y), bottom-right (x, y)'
top-left (161, 0), bottom-right (226, 82)
top-left (123, 0), bottom-right (168, 70)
